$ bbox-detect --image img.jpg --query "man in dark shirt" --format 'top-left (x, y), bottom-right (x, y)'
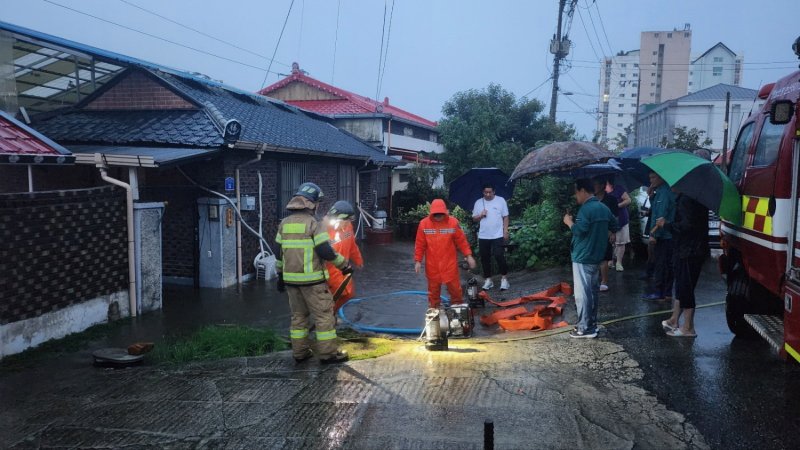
top-left (593, 176), bottom-right (618, 292)
top-left (655, 190), bottom-right (709, 337)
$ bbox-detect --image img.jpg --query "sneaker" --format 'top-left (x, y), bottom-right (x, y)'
top-left (482, 278), bottom-right (494, 290)
top-left (599, 284), bottom-right (609, 292)
top-left (615, 263), bottom-right (624, 271)
top-left (500, 278), bottom-right (510, 290)
top-left (569, 329), bottom-right (598, 339)
top-left (320, 350), bottom-right (349, 365)
top-left (641, 293), bottom-right (666, 301)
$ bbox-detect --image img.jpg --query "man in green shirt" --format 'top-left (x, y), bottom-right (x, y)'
top-left (563, 179), bottom-right (619, 338)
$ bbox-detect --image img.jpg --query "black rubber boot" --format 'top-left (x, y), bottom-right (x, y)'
top-left (293, 350), bottom-right (313, 363)
top-left (320, 350), bottom-right (349, 365)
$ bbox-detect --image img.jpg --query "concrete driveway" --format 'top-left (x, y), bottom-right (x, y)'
top-left (1, 241), bottom-right (798, 448)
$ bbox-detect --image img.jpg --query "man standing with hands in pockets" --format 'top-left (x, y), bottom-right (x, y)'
top-left (472, 184), bottom-right (511, 290)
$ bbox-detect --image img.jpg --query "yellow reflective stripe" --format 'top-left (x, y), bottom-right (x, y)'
top-left (313, 232), bottom-right (329, 245)
top-left (332, 254), bottom-right (345, 267)
top-left (275, 233), bottom-right (283, 244)
top-left (290, 328), bottom-right (309, 339)
top-left (316, 329), bottom-right (337, 341)
top-left (785, 343), bottom-right (800, 363)
top-left (281, 238), bottom-right (314, 247)
top-left (283, 223), bottom-right (306, 234)
top-left (283, 271), bottom-right (325, 282)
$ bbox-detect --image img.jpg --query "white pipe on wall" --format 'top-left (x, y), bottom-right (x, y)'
top-left (96, 156), bottom-right (137, 317)
top-left (235, 149), bottom-right (263, 289)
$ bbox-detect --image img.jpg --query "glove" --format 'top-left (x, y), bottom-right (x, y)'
top-left (341, 263), bottom-right (354, 275)
top-left (276, 274), bottom-right (286, 293)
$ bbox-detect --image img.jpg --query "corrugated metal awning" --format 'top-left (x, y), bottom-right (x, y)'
top-left (69, 145), bottom-right (219, 168)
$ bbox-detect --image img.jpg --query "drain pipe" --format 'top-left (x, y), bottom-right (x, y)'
top-left (95, 154), bottom-right (137, 317)
top-left (235, 147), bottom-right (264, 289)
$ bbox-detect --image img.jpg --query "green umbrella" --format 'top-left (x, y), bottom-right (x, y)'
top-left (641, 151), bottom-right (742, 225)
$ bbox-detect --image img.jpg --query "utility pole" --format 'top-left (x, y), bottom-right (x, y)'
top-left (549, 0), bottom-right (569, 121)
top-left (722, 91), bottom-right (731, 172)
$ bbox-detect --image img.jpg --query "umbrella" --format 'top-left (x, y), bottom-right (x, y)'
top-left (510, 141), bottom-right (614, 180)
top-left (616, 146), bottom-right (692, 186)
top-left (640, 151), bottom-right (741, 225)
top-left (449, 168), bottom-right (514, 211)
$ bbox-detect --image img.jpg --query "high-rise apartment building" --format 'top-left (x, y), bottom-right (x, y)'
top-left (596, 50), bottom-right (640, 144)
top-left (639, 26), bottom-right (692, 106)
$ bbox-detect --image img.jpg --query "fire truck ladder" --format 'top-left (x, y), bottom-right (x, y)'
top-left (744, 314), bottom-right (784, 354)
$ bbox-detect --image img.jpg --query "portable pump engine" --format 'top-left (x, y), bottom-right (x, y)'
top-left (465, 277), bottom-right (484, 308)
top-left (423, 304), bottom-right (474, 351)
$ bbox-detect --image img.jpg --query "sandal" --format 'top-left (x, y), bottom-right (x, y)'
top-left (661, 320), bottom-right (677, 332)
top-left (666, 329), bottom-right (697, 338)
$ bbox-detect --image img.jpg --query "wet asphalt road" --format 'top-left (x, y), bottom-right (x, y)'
top-left (2, 240), bottom-right (800, 448)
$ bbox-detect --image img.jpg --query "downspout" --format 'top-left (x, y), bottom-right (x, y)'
top-left (235, 147), bottom-right (264, 290)
top-left (95, 154), bottom-right (137, 317)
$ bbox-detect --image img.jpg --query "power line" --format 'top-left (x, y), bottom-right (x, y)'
top-left (331, 0), bottom-right (342, 84)
top-left (589, 0), bottom-right (615, 58)
top-left (296, 0), bottom-right (305, 62)
top-left (522, 76), bottom-right (553, 98)
top-left (575, 6), bottom-right (600, 62)
top-left (374, 0), bottom-right (388, 103)
top-left (260, 0), bottom-right (296, 90)
top-left (571, 58), bottom-right (798, 67)
top-left (377, 0), bottom-right (396, 100)
top-left (117, 0), bottom-right (289, 68)
top-left (44, 0), bottom-right (283, 75)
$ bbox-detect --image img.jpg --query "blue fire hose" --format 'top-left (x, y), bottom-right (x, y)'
top-left (337, 290), bottom-right (449, 335)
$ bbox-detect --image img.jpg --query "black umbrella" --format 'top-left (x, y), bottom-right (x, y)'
top-left (616, 146), bottom-right (691, 186)
top-left (510, 141), bottom-right (614, 181)
top-left (449, 168), bottom-right (514, 211)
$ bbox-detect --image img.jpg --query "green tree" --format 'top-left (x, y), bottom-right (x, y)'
top-left (661, 125), bottom-right (712, 150)
top-left (438, 84), bottom-right (576, 183)
top-left (609, 124), bottom-right (633, 152)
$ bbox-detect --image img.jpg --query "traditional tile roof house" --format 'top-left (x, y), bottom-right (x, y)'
top-left (260, 63), bottom-right (444, 195)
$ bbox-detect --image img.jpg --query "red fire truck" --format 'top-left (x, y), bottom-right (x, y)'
top-left (720, 37), bottom-right (800, 361)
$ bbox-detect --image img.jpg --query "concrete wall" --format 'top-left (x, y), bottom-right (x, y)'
top-left (597, 51), bottom-right (640, 144)
top-left (690, 46), bottom-right (741, 93)
top-left (0, 186), bottom-right (129, 357)
top-left (335, 118), bottom-right (383, 144)
top-left (134, 202), bottom-right (164, 312)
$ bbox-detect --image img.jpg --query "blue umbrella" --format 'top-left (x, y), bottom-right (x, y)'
top-left (448, 168), bottom-right (515, 211)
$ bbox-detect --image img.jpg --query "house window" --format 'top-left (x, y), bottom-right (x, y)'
top-left (618, 103), bottom-right (624, 107)
top-left (667, 32), bottom-right (672, 38)
top-left (403, 127), bottom-right (414, 136)
top-left (633, 73), bottom-right (638, 78)
top-left (279, 161), bottom-right (307, 218)
top-left (631, 103), bottom-right (637, 107)
top-left (652, 51), bottom-right (658, 55)
top-left (684, 32), bottom-right (690, 37)
top-left (619, 93), bottom-right (625, 97)
top-left (713, 56), bottom-right (723, 62)
top-left (398, 173), bottom-right (410, 184)
top-left (632, 93), bottom-right (637, 98)
top-left (618, 113), bottom-right (624, 117)
top-left (634, 63), bottom-right (639, 68)
top-left (617, 123), bottom-right (624, 127)
top-left (654, 33), bottom-right (659, 37)
top-left (338, 164), bottom-right (356, 204)
top-left (620, 73), bottom-right (626, 78)
top-left (621, 63), bottom-right (627, 68)
top-left (713, 66), bottom-right (723, 76)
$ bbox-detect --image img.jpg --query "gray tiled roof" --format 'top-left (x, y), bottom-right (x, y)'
top-left (679, 84), bottom-right (758, 102)
top-left (35, 68), bottom-right (397, 165)
top-left (37, 110), bottom-right (223, 147)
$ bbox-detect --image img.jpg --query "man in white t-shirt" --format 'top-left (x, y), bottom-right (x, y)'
top-left (472, 184), bottom-right (510, 290)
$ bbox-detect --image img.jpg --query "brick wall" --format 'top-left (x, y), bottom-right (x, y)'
top-left (85, 71), bottom-right (196, 111)
top-left (0, 186), bottom-right (128, 324)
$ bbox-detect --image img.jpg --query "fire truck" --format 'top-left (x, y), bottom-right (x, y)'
top-left (719, 37), bottom-right (800, 361)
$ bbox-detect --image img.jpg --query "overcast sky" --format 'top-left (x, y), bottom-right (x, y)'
top-left (5, 0), bottom-right (799, 139)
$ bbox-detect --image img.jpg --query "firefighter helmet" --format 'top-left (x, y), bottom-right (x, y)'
top-left (328, 200), bottom-right (355, 220)
top-left (295, 182), bottom-right (324, 202)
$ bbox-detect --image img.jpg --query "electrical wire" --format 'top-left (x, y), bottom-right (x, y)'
top-left (377, 0), bottom-right (396, 101)
top-left (374, 0), bottom-right (389, 103)
top-left (260, 0), bottom-right (296, 90)
top-left (331, 0), bottom-right (342, 84)
top-left (522, 76), bottom-right (553, 98)
top-left (43, 0), bottom-right (282, 75)
top-left (117, 0), bottom-right (290, 68)
top-left (589, 0), bottom-right (615, 59)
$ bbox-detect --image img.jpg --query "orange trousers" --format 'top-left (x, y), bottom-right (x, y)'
top-left (427, 278), bottom-right (464, 308)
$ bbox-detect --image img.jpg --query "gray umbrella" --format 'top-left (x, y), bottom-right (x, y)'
top-left (510, 141), bottom-right (614, 181)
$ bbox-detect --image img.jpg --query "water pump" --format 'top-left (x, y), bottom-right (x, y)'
top-left (465, 277), bottom-right (484, 308)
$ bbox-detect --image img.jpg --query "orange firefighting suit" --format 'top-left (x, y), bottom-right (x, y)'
top-left (414, 199), bottom-right (473, 308)
top-left (326, 219), bottom-right (363, 311)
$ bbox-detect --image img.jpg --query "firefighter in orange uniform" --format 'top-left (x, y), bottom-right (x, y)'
top-left (325, 201), bottom-right (363, 311)
top-left (414, 199), bottom-right (476, 308)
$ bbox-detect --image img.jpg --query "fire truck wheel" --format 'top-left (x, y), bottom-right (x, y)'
top-left (725, 269), bottom-right (757, 338)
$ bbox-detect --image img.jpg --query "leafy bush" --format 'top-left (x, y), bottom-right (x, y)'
top-left (396, 201), bottom-right (477, 247)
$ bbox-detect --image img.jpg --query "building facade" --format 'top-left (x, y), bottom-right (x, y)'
top-left (639, 26), bottom-right (692, 107)
top-left (597, 50), bottom-right (640, 145)
top-left (635, 84), bottom-right (762, 150)
top-left (689, 42), bottom-right (743, 93)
